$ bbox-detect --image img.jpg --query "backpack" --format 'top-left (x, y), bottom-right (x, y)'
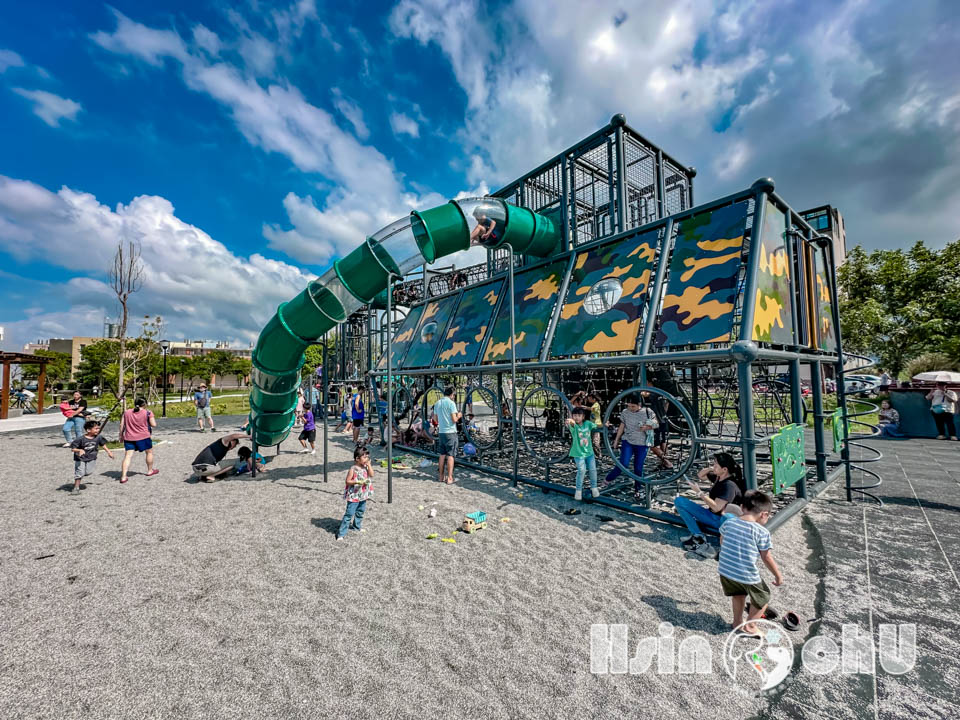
top-left (197, 392), bottom-right (208, 409)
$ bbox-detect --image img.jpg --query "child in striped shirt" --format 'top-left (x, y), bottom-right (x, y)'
top-left (718, 490), bottom-right (784, 634)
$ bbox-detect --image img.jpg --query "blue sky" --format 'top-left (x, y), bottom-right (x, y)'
top-left (1, 0), bottom-right (958, 350)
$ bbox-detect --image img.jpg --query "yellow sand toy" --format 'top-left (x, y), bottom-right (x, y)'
top-left (461, 511), bottom-right (487, 533)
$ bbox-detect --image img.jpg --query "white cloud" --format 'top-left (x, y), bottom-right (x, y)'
top-left (389, 111), bottom-right (419, 138)
top-left (332, 87), bottom-right (370, 139)
top-left (12, 88), bottom-right (82, 127)
top-left (238, 33), bottom-right (278, 76)
top-left (90, 10), bottom-right (448, 267)
top-left (0, 48), bottom-right (24, 73)
top-left (389, 0), bottom-right (960, 252)
top-left (90, 10), bottom-right (188, 66)
top-left (192, 24), bottom-right (221, 57)
top-left (0, 175), bottom-right (312, 349)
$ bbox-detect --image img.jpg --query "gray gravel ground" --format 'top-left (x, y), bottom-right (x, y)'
top-left (1, 415), bottom-right (824, 719)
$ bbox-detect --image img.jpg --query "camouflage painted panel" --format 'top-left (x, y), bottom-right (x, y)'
top-left (550, 228), bottom-right (659, 357)
top-left (752, 200), bottom-right (794, 344)
top-left (656, 201), bottom-right (748, 348)
top-left (401, 293), bottom-right (461, 369)
top-left (436, 279), bottom-right (504, 367)
top-left (814, 247), bottom-right (837, 352)
top-left (483, 258), bottom-right (569, 362)
top-left (378, 303), bottom-right (424, 370)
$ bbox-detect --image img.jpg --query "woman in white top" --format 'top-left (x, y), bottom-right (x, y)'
top-left (926, 381), bottom-right (958, 440)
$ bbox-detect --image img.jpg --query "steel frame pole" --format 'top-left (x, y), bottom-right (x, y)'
top-left (789, 356), bottom-right (807, 499)
top-left (508, 246), bottom-right (519, 487)
top-left (387, 277), bottom-right (395, 503)
top-left (161, 350), bottom-right (167, 418)
top-left (323, 329), bottom-right (329, 484)
top-left (809, 359), bottom-right (828, 487)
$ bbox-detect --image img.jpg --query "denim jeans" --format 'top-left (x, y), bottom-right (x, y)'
top-left (879, 423), bottom-right (904, 438)
top-left (674, 495), bottom-right (726, 537)
top-left (605, 441), bottom-right (649, 491)
top-left (338, 500), bottom-right (367, 538)
top-left (574, 455), bottom-right (597, 492)
top-left (62, 416), bottom-right (85, 443)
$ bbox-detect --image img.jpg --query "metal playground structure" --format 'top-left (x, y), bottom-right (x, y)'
top-left (246, 114), bottom-right (868, 531)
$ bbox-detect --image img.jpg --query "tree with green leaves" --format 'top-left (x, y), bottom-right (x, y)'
top-left (21, 350), bottom-right (72, 390)
top-left (231, 357), bottom-right (252, 387)
top-left (76, 340), bottom-right (120, 391)
top-left (206, 350), bottom-right (235, 387)
top-left (838, 239), bottom-right (960, 378)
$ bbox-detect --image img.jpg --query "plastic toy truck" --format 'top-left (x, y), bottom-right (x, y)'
top-left (461, 511), bottom-right (487, 533)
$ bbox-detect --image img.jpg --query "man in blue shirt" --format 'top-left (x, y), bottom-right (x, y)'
top-left (194, 383), bottom-right (215, 433)
top-left (431, 386), bottom-right (461, 484)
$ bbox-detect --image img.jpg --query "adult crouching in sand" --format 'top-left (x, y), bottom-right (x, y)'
top-left (191, 432), bottom-right (250, 482)
top-left (119, 397), bottom-right (158, 484)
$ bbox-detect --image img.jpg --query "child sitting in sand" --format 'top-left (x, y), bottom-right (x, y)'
top-left (235, 447), bottom-right (266, 475)
top-left (718, 490), bottom-right (783, 633)
top-left (337, 446), bottom-right (374, 541)
top-left (69, 420), bottom-right (115, 495)
top-left (565, 406), bottom-right (599, 501)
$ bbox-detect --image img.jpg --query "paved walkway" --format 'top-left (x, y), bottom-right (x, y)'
top-left (0, 394), bottom-right (249, 434)
top-left (769, 436), bottom-right (960, 719)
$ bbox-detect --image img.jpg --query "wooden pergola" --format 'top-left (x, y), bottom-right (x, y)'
top-left (0, 352), bottom-right (51, 420)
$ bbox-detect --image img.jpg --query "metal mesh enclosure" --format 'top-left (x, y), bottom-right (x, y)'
top-left (492, 118), bottom-right (694, 257)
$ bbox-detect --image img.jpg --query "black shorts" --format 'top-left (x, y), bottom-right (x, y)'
top-left (352, 417), bottom-right (364, 427)
top-left (654, 424), bottom-right (667, 445)
top-left (299, 429), bottom-right (316, 442)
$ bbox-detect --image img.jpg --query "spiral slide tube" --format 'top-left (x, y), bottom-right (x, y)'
top-left (248, 197), bottom-right (562, 447)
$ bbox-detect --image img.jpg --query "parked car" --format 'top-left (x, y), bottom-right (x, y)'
top-left (844, 374), bottom-right (881, 395)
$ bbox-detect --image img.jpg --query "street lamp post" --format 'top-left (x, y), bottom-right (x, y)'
top-left (159, 340), bottom-right (170, 417)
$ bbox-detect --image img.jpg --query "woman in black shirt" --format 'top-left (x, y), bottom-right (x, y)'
top-left (675, 452), bottom-right (746, 555)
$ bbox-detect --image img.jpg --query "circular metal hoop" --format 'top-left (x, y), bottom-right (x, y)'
top-left (461, 384), bottom-right (502, 451)
top-left (518, 385), bottom-right (574, 465)
top-left (602, 385), bottom-right (700, 487)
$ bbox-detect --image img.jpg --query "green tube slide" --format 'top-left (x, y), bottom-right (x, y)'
top-left (248, 197), bottom-right (561, 447)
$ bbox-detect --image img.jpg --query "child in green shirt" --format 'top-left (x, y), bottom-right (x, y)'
top-left (566, 406), bottom-right (599, 501)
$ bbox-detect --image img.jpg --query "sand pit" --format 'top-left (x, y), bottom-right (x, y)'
top-left (0, 415), bottom-right (822, 718)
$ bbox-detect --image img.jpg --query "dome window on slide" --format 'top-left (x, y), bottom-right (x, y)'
top-left (419, 321), bottom-right (439, 344)
top-left (583, 277), bottom-right (623, 315)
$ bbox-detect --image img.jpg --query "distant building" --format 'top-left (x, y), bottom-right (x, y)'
top-left (48, 335), bottom-right (252, 379)
top-left (165, 340), bottom-right (253, 359)
top-left (23, 340), bottom-right (50, 353)
top-left (800, 205), bottom-right (846, 265)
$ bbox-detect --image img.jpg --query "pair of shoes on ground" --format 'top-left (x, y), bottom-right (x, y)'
top-left (573, 488), bottom-right (600, 501)
top-left (70, 486), bottom-right (81, 495)
top-left (682, 534), bottom-right (718, 559)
